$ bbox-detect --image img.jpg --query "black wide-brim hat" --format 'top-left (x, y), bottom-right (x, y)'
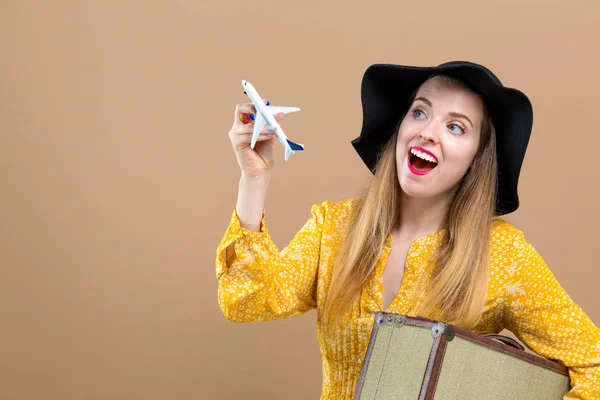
top-left (351, 61), bottom-right (533, 216)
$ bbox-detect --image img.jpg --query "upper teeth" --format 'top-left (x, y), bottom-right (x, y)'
top-left (411, 148), bottom-right (437, 163)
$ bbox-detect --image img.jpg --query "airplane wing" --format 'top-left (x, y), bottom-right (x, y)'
top-left (251, 112), bottom-right (267, 149)
top-left (267, 106), bottom-right (300, 116)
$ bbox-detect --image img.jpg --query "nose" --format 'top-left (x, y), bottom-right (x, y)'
top-left (418, 123), bottom-right (440, 144)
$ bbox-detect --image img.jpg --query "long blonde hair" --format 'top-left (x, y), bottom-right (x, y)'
top-left (323, 75), bottom-right (498, 331)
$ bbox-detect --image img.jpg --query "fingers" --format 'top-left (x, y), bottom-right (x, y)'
top-left (251, 134), bottom-right (275, 143)
top-left (234, 99), bottom-right (269, 117)
top-left (233, 101), bottom-right (284, 130)
top-left (229, 130), bottom-right (276, 147)
top-left (246, 111), bottom-right (283, 126)
top-left (229, 114), bottom-right (279, 148)
top-left (235, 103), bottom-right (256, 114)
top-left (229, 124), bottom-right (278, 136)
top-left (235, 103), bottom-right (256, 123)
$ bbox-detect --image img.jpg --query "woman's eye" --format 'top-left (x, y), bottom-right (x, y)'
top-left (448, 124), bottom-right (464, 134)
top-left (413, 109), bottom-right (426, 119)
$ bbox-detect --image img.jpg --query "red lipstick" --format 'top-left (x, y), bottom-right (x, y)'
top-left (407, 146), bottom-right (438, 176)
top-left (411, 146), bottom-right (438, 162)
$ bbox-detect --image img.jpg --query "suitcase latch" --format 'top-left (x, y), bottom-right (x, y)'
top-left (431, 322), bottom-right (455, 341)
top-left (431, 322), bottom-right (445, 338)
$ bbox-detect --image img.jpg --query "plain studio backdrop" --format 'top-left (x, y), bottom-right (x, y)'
top-left (1, 1), bottom-right (599, 399)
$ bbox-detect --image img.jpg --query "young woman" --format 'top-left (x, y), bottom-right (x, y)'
top-left (216, 61), bottom-right (600, 399)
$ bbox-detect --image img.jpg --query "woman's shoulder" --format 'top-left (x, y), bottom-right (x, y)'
top-left (491, 217), bottom-right (523, 237)
top-left (491, 218), bottom-right (520, 235)
top-left (489, 218), bottom-right (527, 254)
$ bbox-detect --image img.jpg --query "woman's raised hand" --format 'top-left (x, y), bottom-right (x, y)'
top-left (229, 99), bottom-right (284, 180)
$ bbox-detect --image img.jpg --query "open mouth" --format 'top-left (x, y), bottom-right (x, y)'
top-left (408, 147), bottom-right (438, 175)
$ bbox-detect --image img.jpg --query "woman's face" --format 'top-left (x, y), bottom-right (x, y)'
top-left (396, 76), bottom-right (484, 200)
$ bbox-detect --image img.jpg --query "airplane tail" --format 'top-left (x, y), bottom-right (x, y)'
top-left (284, 139), bottom-right (304, 161)
top-left (287, 139), bottom-right (304, 151)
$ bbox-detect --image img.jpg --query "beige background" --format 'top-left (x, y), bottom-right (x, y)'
top-left (1, 1), bottom-right (599, 399)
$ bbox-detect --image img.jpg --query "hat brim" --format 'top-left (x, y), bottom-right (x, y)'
top-left (351, 62), bottom-right (533, 215)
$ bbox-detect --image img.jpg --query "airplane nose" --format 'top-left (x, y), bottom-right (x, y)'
top-left (242, 80), bottom-right (247, 86)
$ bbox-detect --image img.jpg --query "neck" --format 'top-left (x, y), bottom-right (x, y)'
top-left (396, 189), bottom-right (453, 239)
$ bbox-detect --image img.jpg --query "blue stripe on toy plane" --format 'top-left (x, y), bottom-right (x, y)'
top-left (287, 139), bottom-right (304, 151)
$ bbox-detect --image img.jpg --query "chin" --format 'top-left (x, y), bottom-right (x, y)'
top-left (399, 178), bottom-right (438, 199)
top-left (400, 185), bottom-right (437, 199)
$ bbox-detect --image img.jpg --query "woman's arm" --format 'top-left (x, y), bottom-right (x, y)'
top-left (218, 98), bottom-right (326, 321)
top-left (235, 175), bottom-right (270, 233)
top-left (215, 201), bottom-right (327, 323)
top-left (503, 230), bottom-right (600, 399)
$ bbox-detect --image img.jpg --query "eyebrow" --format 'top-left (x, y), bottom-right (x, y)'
top-left (414, 97), bottom-right (474, 128)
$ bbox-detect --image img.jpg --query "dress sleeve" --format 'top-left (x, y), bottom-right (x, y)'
top-left (215, 202), bottom-right (326, 323)
top-left (503, 229), bottom-right (600, 399)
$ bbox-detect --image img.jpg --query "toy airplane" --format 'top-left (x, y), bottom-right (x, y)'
top-left (242, 80), bottom-right (303, 161)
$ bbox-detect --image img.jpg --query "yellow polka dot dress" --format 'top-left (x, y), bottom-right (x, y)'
top-left (216, 198), bottom-right (600, 399)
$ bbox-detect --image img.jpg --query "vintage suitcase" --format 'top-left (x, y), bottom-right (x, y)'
top-left (354, 312), bottom-right (571, 400)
